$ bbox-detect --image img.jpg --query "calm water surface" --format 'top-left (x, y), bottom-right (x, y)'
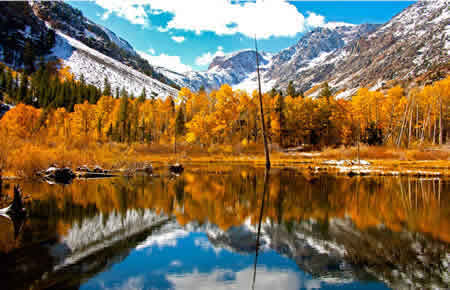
top-left (0, 165), bottom-right (448, 289)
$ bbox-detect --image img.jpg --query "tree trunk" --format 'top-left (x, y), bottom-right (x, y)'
top-left (255, 38), bottom-right (270, 169)
top-left (439, 97), bottom-right (443, 145)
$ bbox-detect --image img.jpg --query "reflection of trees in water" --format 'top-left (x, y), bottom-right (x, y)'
top-left (4, 167), bottom-right (448, 244)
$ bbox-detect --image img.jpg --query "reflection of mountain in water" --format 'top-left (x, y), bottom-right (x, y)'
top-left (0, 208), bottom-right (171, 289)
top-left (204, 217), bottom-right (449, 289)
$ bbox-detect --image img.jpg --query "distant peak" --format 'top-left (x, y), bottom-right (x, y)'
top-left (322, 22), bottom-right (357, 29)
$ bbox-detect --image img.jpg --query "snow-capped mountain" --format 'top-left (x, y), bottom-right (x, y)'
top-left (158, 49), bottom-right (273, 92)
top-left (159, 24), bottom-right (378, 92)
top-left (271, 0), bottom-right (449, 96)
top-left (264, 24), bottom-right (379, 88)
top-left (160, 0), bottom-right (448, 96)
top-left (0, 1), bottom-right (179, 98)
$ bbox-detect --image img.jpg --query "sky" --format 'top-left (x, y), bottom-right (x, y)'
top-left (67, 1), bottom-right (414, 73)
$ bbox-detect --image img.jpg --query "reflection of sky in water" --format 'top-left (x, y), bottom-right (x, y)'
top-left (80, 232), bottom-right (388, 290)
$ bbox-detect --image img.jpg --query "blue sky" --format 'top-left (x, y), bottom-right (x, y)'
top-left (67, 1), bottom-right (414, 73)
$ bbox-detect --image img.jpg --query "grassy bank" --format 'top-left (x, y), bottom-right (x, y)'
top-left (0, 140), bottom-right (448, 179)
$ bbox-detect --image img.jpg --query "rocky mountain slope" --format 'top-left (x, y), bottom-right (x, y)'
top-left (162, 0), bottom-right (448, 95)
top-left (0, 2), bottom-right (55, 67)
top-left (334, 0), bottom-right (449, 92)
top-left (30, 1), bottom-right (177, 88)
top-left (160, 24), bottom-right (378, 92)
top-left (271, 0), bottom-right (449, 96)
top-left (264, 24), bottom-right (379, 89)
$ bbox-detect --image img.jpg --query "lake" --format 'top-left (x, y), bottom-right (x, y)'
top-left (0, 165), bottom-right (448, 289)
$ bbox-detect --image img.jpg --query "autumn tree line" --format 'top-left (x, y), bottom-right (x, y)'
top-left (0, 62), bottom-right (448, 150)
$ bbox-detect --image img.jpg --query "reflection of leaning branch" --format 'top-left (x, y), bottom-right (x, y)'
top-left (251, 168), bottom-right (269, 290)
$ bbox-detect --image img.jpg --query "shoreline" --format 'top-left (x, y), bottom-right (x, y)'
top-left (1, 155), bottom-right (449, 180)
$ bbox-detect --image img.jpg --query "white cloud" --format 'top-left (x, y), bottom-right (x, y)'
top-left (195, 46), bottom-right (225, 66)
top-left (96, 0), bottom-right (149, 26)
top-left (93, 0), bottom-right (342, 39)
top-left (147, 48), bottom-right (155, 55)
top-left (306, 12), bottom-right (325, 27)
top-left (138, 51), bottom-right (192, 73)
top-left (166, 267), bottom-right (302, 290)
top-left (157, 26), bottom-right (169, 32)
top-left (171, 36), bottom-right (186, 43)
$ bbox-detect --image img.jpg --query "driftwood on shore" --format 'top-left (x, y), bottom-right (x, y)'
top-left (76, 166), bottom-right (116, 178)
top-left (135, 163), bottom-right (153, 175)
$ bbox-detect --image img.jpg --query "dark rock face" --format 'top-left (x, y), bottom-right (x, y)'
top-left (0, 2), bottom-right (55, 66)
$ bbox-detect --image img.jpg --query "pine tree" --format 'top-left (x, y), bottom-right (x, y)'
top-left (269, 87), bottom-right (278, 98)
top-left (287, 81), bottom-right (297, 98)
top-left (103, 76), bottom-right (112, 96)
top-left (115, 87), bottom-right (120, 99)
top-left (175, 107), bottom-right (186, 136)
top-left (0, 70), bottom-right (5, 92)
top-left (0, 64), bottom-right (4, 88)
top-left (118, 93), bottom-right (129, 142)
top-left (138, 87), bottom-right (146, 103)
top-left (299, 90), bottom-right (305, 99)
top-left (45, 30), bottom-right (56, 50)
top-left (120, 87), bottom-right (128, 98)
top-left (106, 123), bottom-right (113, 140)
top-left (274, 94), bottom-right (285, 146)
top-left (320, 82), bottom-right (332, 103)
top-left (23, 41), bottom-right (35, 74)
top-left (18, 73), bottom-right (29, 104)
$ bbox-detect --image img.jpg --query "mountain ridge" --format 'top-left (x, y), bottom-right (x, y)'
top-left (159, 0), bottom-right (448, 95)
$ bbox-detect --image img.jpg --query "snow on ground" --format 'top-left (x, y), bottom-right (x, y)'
top-left (49, 30), bottom-right (178, 98)
top-left (233, 72), bottom-right (275, 93)
top-left (335, 88), bottom-right (358, 99)
top-left (296, 51), bottom-right (334, 74)
top-left (369, 79), bottom-right (384, 91)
